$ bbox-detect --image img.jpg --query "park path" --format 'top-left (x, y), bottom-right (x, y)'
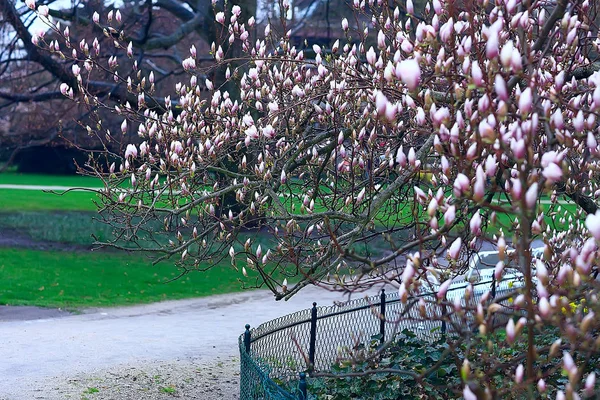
top-left (0, 286), bottom-right (377, 399)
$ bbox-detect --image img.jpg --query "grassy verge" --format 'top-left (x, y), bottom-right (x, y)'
top-left (0, 248), bottom-right (251, 308)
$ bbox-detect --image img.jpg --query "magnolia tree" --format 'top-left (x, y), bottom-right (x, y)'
top-left (29, 0), bottom-right (600, 397)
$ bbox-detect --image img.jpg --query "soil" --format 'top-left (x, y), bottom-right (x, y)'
top-left (0, 228), bottom-right (91, 252)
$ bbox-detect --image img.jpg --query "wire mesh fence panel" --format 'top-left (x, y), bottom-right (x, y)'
top-left (250, 308), bottom-right (313, 381)
top-left (239, 337), bottom-right (300, 400)
top-left (312, 298), bottom-right (384, 371)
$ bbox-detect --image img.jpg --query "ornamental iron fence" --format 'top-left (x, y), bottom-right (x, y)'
top-left (239, 277), bottom-right (519, 400)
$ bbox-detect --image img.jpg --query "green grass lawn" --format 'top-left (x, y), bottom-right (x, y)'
top-left (0, 189), bottom-right (100, 212)
top-left (0, 248), bottom-right (250, 308)
top-left (0, 172), bottom-right (104, 211)
top-left (0, 172), bottom-right (586, 310)
top-left (0, 172), bottom-right (103, 187)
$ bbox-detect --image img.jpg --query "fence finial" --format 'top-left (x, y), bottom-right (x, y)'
top-left (244, 324), bottom-right (251, 353)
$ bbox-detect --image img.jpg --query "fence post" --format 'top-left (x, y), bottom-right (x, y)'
top-left (308, 302), bottom-right (317, 372)
top-left (379, 289), bottom-right (386, 344)
top-left (441, 306), bottom-right (447, 337)
top-left (298, 372), bottom-right (307, 400)
top-left (244, 324), bottom-right (251, 353)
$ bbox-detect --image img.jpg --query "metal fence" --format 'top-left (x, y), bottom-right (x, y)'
top-left (239, 278), bottom-right (519, 400)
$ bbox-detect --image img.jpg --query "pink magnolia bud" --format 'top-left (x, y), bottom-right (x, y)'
top-left (473, 166), bottom-right (485, 202)
top-left (585, 210), bottom-right (600, 240)
top-left (256, 245), bottom-right (262, 260)
top-left (60, 83), bottom-right (69, 96)
top-left (25, 0), bottom-right (35, 9)
top-left (494, 261), bottom-right (504, 280)
top-left (500, 41), bottom-right (515, 69)
top-left (396, 147), bottom-right (406, 167)
top-left (396, 59), bottom-right (421, 91)
top-left (440, 18), bottom-right (454, 44)
top-left (542, 162), bottom-right (562, 184)
top-left (585, 372), bottom-right (596, 396)
top-left (453, 173), bottom-right (470, 197)
top-left (581, 311), bottom-right (595, 333)
top-left (463, 386), bottom-right (477, 400)
top-left (537, 379), bottom-right (546, 392)
top-left (551, 109), bottom-right (564, 129)
top-left (506, 318), bottom-right (516, 344)
top-left (398, 283), bottom-right (408, 303)
top-left (498, 236), bottom-right (506, 259)
top-left (563, 352), bottom-right (576, 375)
top-left (437, 278), bottom-right (453, 300)
top-left (482, 157), bottom-right (495, 179)
top-left (366, 47), bottom-right (376, 65)
top-left (375, 90), bottom-right (389, 117)
top-left (515, 364), bottom-right (524, 384)
top-left (539, 297), bottom-right (551, 318)
top-left (115, 10), bottom-right (121, 23)
top-left (38, 5), bottom-right (48, 16)
top-left (536, 259), bottom-right (549, 284)
top-left (341, 18), bottom-right (348, 31)
top-left (356, 187), bottom-right (366, 204)
top-left (427, 198), bottom-right (439, 217)
top-left (573, 110), bottom-right (584, 133)
top-left (444, 205), bottom-right (456, 226)
top-left (408, 148), bottom-right (417, 167)
top-left (518, 88), bottom-right (533, 115)
top-left (486, 29), bottom-right (499, 59)
top-left (494, 74), bottom-right (508, 101)
top-left (525, 183), bottom-right (538, 209)
top-left (215, 11), bottom-right (225, 24)
top-left (470, 212), bottom-right (481, 236)
top-left (377, 30), bottom-right (386, 49)
top-left (587, 132), bottom-right (597, 153)
top-left (414, 186), bottom-right (427, 202)
top-left (401, 260), bottom-right (416, 285)
top-left (182, 57), bottom-right (195, 70)
top-left (471, 61), bottom-right (483, 86)
top-left (280, 170), bottom-right (287, 185)
top-left (93, 12), bottom-right (99, 23)
top-left (511, 139), bottom-right (526, 159)
top-left (447, 238), bottom-right (462, 260)
top-left (406, 0), bottom-right (414, 14)
top-left (125, 144), bottom-right (137, 159)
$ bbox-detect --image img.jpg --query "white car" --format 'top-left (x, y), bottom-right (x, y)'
top-left (439, 247), bottom-right (545, 304)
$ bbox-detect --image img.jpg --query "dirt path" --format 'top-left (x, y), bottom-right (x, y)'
top-left (0, 286), bottom-right (376, 399)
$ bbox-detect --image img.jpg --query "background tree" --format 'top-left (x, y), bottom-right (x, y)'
top-left (24, 0), bottom-right (600, 397)
top-left (0, 0), bottom-right (358, 171)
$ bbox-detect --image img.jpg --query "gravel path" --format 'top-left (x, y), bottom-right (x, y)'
top-left (0, 286), bottom-right (378, 399)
